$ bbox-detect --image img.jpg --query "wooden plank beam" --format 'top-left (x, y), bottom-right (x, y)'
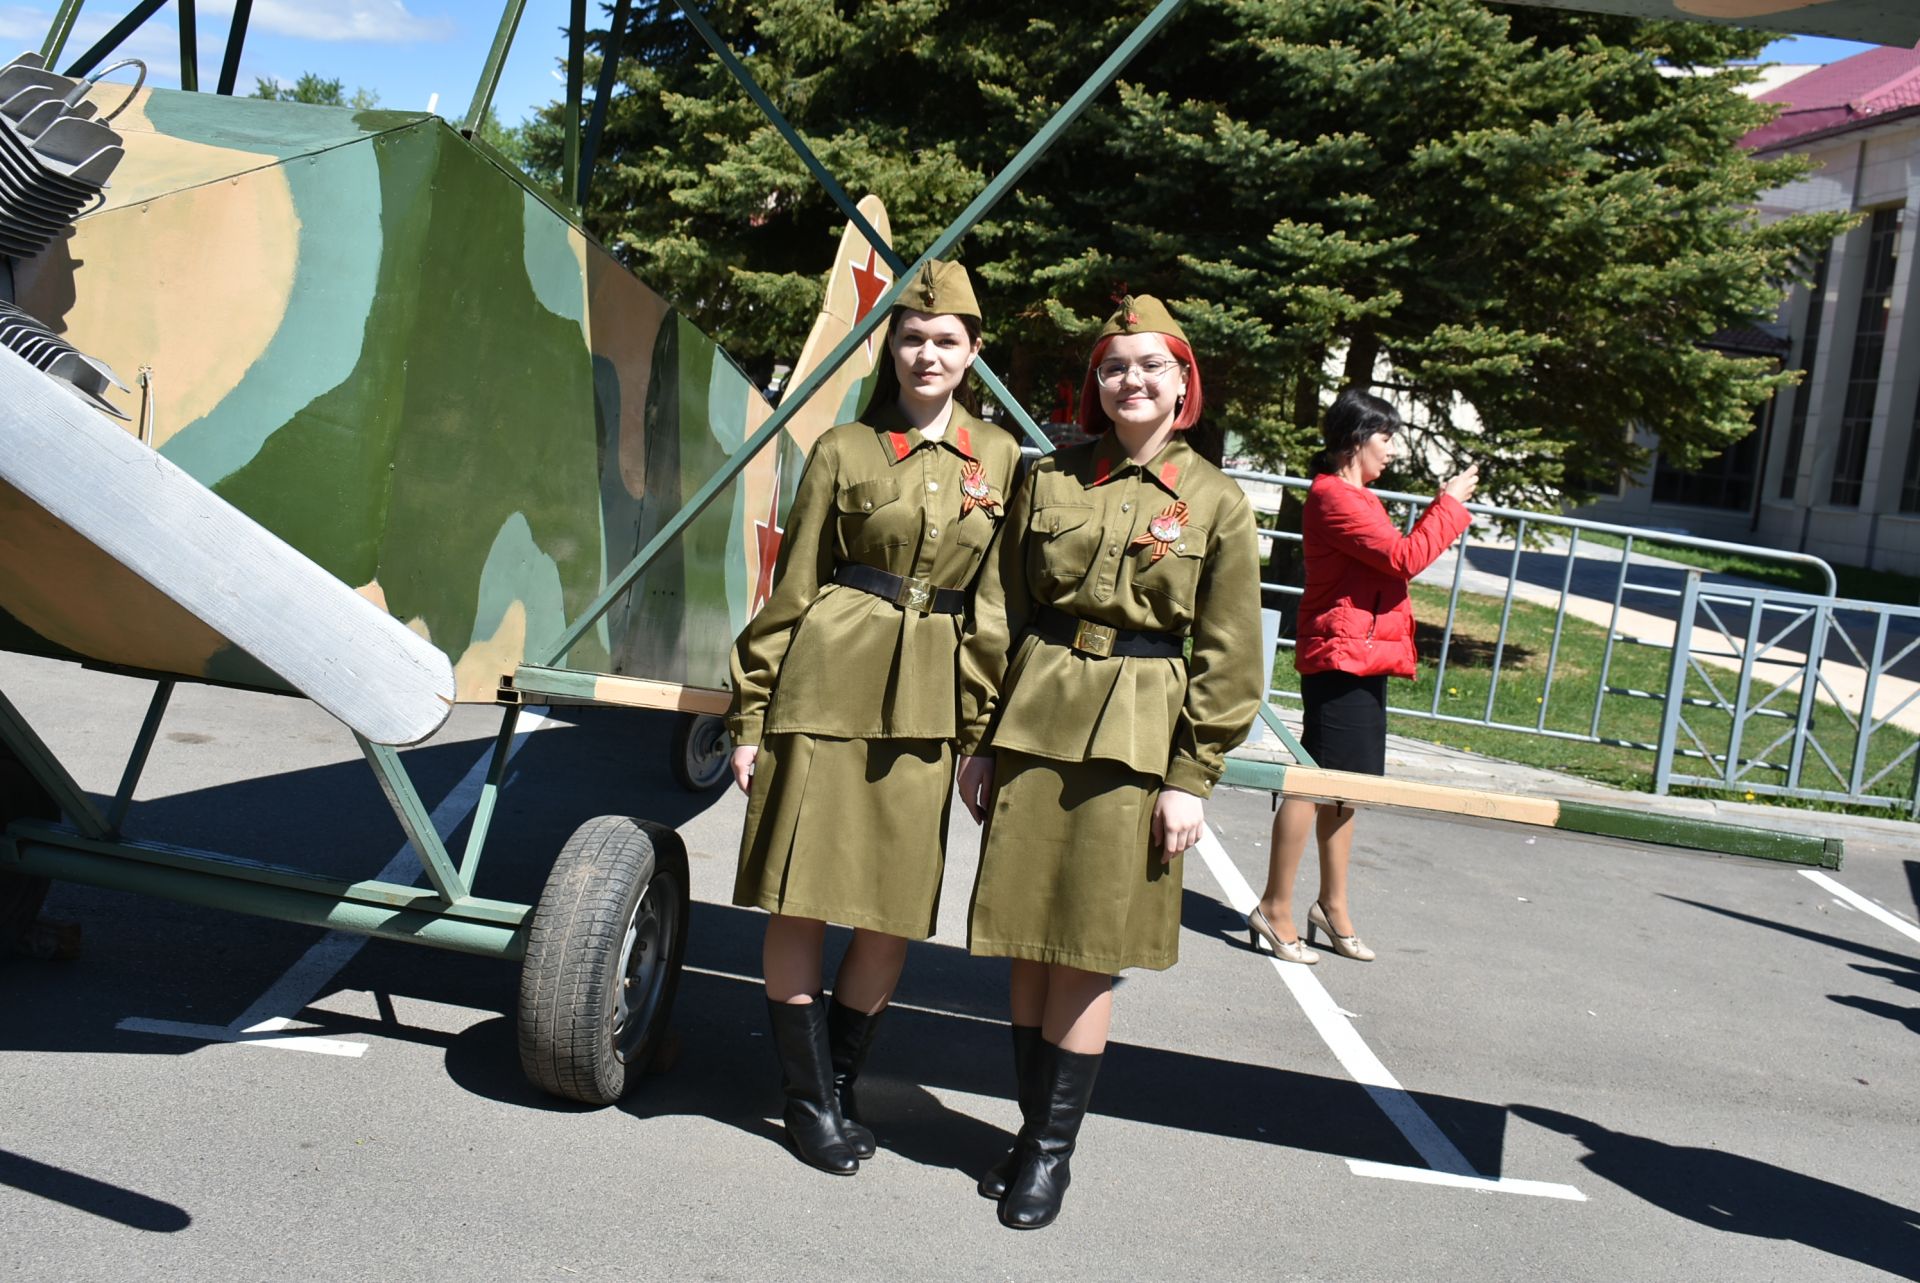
top-left (1219, 756), bottom-right (1840, 869)
top-left (512, 664), bottom-right (732, 715)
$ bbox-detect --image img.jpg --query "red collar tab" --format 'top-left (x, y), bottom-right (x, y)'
top-left (954, 424), bottom-right (975, 459)
top-left (887, 431), bottom-right (913, 462)
top-left (1092, 455), bottom-right (1115, 486)
top-left (1158, 461), bottom-right (1181, 493)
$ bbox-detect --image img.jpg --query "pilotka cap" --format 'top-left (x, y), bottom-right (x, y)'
top-left (1098, 293), bottom-right (1186, 343)
top-left (904, 258), bottom-right (982, 321)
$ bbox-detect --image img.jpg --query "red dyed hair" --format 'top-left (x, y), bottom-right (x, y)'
top-left (1076, 332), bottom-right (1205, 435)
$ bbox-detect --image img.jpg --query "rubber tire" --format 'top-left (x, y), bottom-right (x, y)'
top-left (518, 816), bottom-right (690, 1106)
top-left (0, 744), bottom-right (57, 937)
top-left (671, 714), bottom-right (732, 794)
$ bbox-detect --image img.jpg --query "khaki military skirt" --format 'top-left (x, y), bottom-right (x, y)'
top-left (733, 732), bottom-right (954, 939)
top-left (967, 749), bottom-right (1180, 974)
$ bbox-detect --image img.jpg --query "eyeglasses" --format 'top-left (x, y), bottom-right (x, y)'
top-left (1094, 357), bottom-right (1183, 388)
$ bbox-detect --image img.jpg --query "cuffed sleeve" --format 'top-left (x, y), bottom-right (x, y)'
top-left (958, 468), bottom-right (1034, 755)
top-left (1165, 490), bottom-right (1263, 798)
top-left (726, 439), bottom-right (839, 746)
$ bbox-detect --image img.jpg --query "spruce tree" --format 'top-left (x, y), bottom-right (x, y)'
top-left (531, 0), bottom-right (1848, 502)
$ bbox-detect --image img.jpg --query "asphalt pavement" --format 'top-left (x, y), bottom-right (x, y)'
top-left (2, 651), bottom-right (1916, 1281)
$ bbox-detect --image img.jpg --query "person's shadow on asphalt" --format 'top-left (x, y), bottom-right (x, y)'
top-left (1511, 1104), bottom-right (1920, 1281)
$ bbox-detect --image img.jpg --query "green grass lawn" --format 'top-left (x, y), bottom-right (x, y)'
top-left (1270, 583), bottom-right (1920, 817)
top-left (1578, 529), bottom-right (1920, 606)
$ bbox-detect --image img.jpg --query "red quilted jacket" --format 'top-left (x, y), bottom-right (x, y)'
top-left (1293, 474), bottom-right (1472, 679)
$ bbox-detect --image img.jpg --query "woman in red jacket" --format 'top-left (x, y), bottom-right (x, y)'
top-left (1251, 388), bottom-right (1477, 963)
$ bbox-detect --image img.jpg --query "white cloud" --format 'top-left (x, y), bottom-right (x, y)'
top-left (233, 1), bottom-right (454, 44)
top-left (0, 5), bottom-right (50, 44)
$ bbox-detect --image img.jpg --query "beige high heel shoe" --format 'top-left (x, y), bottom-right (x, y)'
top-left (1247, 906), bottom-right (1319, 964)
top-left (1307, 900), bottom-right (1376, 961)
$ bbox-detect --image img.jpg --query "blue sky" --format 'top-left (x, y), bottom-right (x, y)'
top-left (0, 1), bottom-right (577, 123)
top-left (0, 4), bottom-right (1889, 129)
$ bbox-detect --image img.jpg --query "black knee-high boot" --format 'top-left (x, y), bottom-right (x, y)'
top-left (826, 997), bottom-right (884, 1159)
top-left (765, 996), bottom-right (859, 1175)
top-left (976, 1023), bottom-right (1043, 1199)
top-left (998, 1039), bottom-right (1102, 1229)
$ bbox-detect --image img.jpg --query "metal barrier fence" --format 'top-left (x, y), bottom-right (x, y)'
top-left (1656, 576), bottom-right (1920, 816)
top-left (1222, 469), bottom-right (1920, 814)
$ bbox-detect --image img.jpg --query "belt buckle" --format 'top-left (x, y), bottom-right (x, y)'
top-left (895, 574), bottom-right (934, 614)
top-left (1072, 619), bottom-right (1117, 658)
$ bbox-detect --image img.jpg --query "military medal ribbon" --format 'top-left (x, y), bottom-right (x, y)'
top-left (1130, 500), bottom-right (1190, 563)
top-left (959, 459), bottom-right (999, 517)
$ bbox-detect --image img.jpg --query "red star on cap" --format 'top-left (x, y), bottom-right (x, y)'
top-left (848, 246), bottom-right (891, 359)
top-left (751, 457), bottom-right (784, 615)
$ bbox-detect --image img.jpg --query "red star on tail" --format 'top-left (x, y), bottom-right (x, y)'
top-left (849, 246), bottom-right (891, 358)
top-left (751, 458), bottom-right (784, 615)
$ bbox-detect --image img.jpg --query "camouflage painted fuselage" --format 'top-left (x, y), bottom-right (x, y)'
top-left (0, 88), bottom-right (877, 703)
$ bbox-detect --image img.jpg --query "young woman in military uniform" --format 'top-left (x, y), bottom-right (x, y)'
top-left (726, 260), bottom-right (1021, 1176)
top-left (956, 297), bottom-right (1263, 1228)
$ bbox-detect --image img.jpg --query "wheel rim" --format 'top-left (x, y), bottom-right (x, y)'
top-left (683, 716), bottom-right (731, 790)
top-left (610, 873), bottom-right (678, 1063)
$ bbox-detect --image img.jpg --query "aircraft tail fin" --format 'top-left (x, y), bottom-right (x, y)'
top-left (777, 195), bottom-right (894, 454)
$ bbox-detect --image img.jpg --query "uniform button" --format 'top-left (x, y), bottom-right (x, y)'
top-left (1108, 546), bottom-right (1118, 556)
top-left (927, 481), bottom-right (940, 492)
top-left (930, 527), bottom-right (940, 538)
top-left (1176, 543), bottom-right (1186, 552)
top-left (863, 501), bottom-right (873, 511)
top-left (1122, 503), bottom-right (1132, 512)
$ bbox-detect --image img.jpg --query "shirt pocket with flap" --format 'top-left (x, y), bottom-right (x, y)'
top-left (1028, 499), bottom-right (1100, 581)
top-left (834, 474), bottom-right (910, 556)
top-left (1133, 521), bottom-right (1210, 611)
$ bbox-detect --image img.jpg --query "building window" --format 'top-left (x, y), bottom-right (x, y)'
top-left (1831, 206), bottom-right (1903, 506)
top-left (1901, 397), bottom-right (1920, 512)
top-left (1653, 413), bottom-right (1762, 510)
top-left (1777, 247), bottom-right (1830, 500)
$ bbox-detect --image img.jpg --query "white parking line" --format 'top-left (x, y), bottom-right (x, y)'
top-left (116, 707), bottom-right (556, 1055)
top-left (1192, 826), bottom-right (1586, 1201)
top-left (1801, 870), bottom-right (1920, 947)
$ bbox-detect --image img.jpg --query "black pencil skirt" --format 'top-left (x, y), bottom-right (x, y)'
top-left (1298, 671), bottom-right (1388, 776)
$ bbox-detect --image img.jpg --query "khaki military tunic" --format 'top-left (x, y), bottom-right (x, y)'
top-left (727, 402), bottom-right (1021, 938)
top-left (964, 431), bottom-right (1262, 971)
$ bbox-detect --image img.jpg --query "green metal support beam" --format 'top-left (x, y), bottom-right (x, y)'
top-left (458, 706), bottom-right (521, 889)
top-left (106, 679), bottom-right (172, 834)
top-left (561, 0), bottom-right (585, 207)
top-left (39, 0), bottom-right (85, 67)
top-left (4, 824), bottom-right (526, 959)
top-left (357, 737), bottom-right (468, 904)
top-left (543, 0), bottom-right (1193, 666)
top-left (1256, 700), bottom-right (1315, 768)
top-left (680, 5), bottom-right (1054, 452)
top-left (62, 0), bottom-right (167, 77)
top-left (215, 0), bottom-right (252, 96)
top-left (464, 0), bottom-right (529, 136)
top-left (61, 0), bottom-right (165, 78)
top-left (0, 688), bottom-right (108, 840)
top-left (577, 0), bottom-right (632, 206)
top-left (178, 0), bottom-right (199, 93)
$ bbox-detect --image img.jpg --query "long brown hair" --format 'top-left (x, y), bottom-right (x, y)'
top-left (863, 306), bottom-right (984, 418)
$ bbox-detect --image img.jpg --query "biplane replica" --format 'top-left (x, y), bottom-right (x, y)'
top-left (0, 0), bottom-right (1900, 1104)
